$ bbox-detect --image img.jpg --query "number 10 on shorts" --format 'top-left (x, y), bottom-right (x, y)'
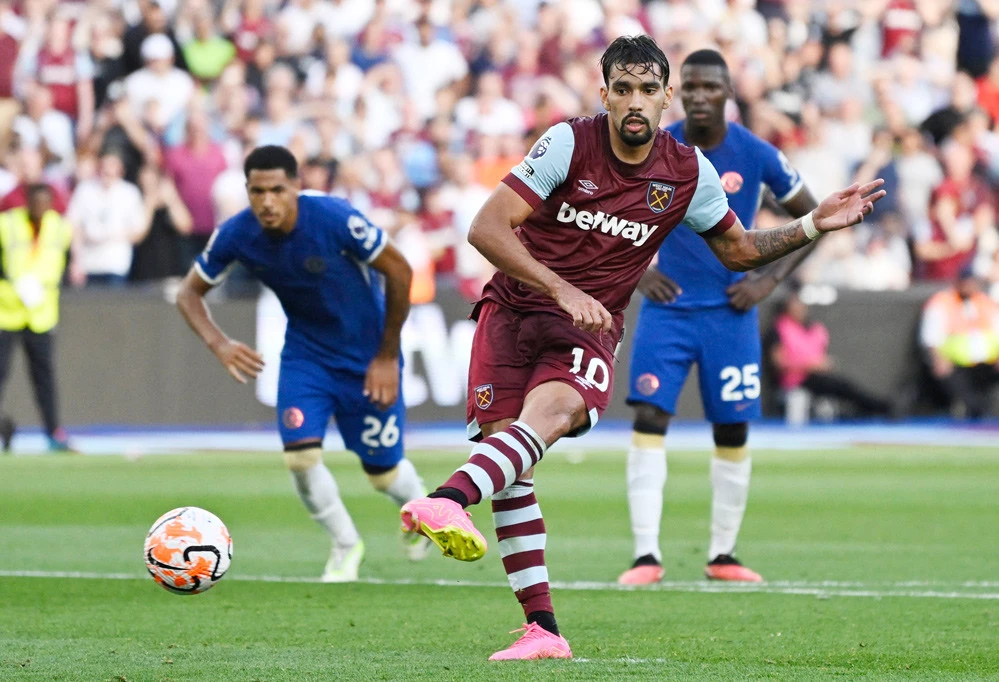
top-left (569, 347), bottom-right (610, 392)
top-left (720, 364), bottom-right (761, 402)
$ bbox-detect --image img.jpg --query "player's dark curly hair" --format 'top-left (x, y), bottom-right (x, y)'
top-left (600, 35), bottom-right (670, 87)
top-left (244, 145), bottom-right (298, 180)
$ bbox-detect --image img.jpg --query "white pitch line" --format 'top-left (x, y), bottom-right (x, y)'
top-left (2, 570), bottom-right (999, 600)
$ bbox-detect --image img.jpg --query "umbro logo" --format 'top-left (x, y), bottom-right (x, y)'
top-left (578, 179), bottom-right (598, 194)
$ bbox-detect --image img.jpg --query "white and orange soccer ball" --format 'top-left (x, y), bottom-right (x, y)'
top-left (143, 506), bottom-right (232, 594)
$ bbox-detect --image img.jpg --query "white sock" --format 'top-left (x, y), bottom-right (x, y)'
top-left (291, 462), bottom-right (360, 548)
top-left (627, 435), bottom-right (667, 562)
top-left (709, 456), bottom-right (751, 560)
top-left (382, 458), bottom-right (427, 507)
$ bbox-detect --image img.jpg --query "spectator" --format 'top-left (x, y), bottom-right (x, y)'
top-left (915, 141), bottom-right (994, 281)
top-left (86, 12), bottom-right (129, 112)
top-left (124, 34), bottom-right (195, 134)
top-left (18, 13), bottom-right (95, 143)
top-left (222, 0), bottom-right (272, 65)
top-left (0, 183), bottom-right (75, 452)
top-left (131, 162), bottom-right (192, 281)
top-left (453, 69), bottom-right (525, 140)
top-left (921, 267), bottom-right (999, 418)
top-left (0, 1), bottom-right (26, 149)
top-left (122, 0), bottom-right (188, 76)
top-left (182, 8), bottom-right (236, 84)
top-left (12, 82), bottom-right (76, 181)
top-left (769, 285), bottom-right (894, 419)
top-left (163, 109), bottom-right (227, 263)
top-left (0, 146), bottom-right (71, 219)
top-left (393, 16), bottom-right (468, 122)
top-left (66, 151), bottom-right (146, 285)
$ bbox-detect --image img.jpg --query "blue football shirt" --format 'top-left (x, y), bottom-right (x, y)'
top-left (195, 193), bottom-right (388, 375)
top-left (655, 122), bottom-right (803, 309)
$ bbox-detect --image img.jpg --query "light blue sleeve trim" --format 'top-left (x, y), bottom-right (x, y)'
top-left (508, 122), bottom-right (574, 200)
top-left (683, 148), bottom-right (731, 233)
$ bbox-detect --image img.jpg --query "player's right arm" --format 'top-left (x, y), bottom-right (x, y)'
top-left (176, 226), bottom-right (264, 384)
top-left (470, 124), bottom-right (613, 333)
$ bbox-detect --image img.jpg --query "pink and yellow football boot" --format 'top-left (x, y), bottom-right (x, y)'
top-left (400, 497), bottom-right (487, 562)
top-left (704, 554), bottom-right (763, 582)
top-left (488, 623), bottom-right (572, 661)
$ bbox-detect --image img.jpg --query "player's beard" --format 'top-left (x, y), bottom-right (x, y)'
top-left (619, 114), bottom-right (654, 147)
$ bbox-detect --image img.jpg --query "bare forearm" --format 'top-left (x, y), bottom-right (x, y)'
top-left (377, 274), bottom-right (410, 359)
top-left (468, 222), bottom-right (563, 298)
top-left (176, 287), bottom-right (227, 352)
top-left (716, 218), bottom-right (812, 272)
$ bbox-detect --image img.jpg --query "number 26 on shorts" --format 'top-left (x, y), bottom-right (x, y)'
top-left (361, 415), bottom-right (400, 448)
top-left (569, 347), bottom-right (610, 392)
top-left (720, 364), bottom-right (761, 402)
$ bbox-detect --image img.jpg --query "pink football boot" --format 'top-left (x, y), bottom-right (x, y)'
top-left (488, 623), bottom-right (572, 661)
top-left (704, 554), bottom-right (763, 582)
top-left (400, 497), bottom-right (487, 561)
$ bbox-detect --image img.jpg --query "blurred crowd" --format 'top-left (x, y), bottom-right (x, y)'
top-left (5, 0), bottom-right (999, 302)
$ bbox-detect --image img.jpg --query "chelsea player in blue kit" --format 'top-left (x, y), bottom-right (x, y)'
top-left (619, 51), bottom-right (819, 585)
top-left (177, 146), bottom-right (431, 582)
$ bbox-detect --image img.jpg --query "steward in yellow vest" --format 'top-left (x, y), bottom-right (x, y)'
top-left (0, 188), bottom-right (73, 333)
top-left (0, 184), bottom-right (75, 453)
top-left (920, 269), bottom-right (999, 419)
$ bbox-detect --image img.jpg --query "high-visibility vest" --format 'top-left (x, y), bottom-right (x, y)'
top-left (0, 208), bottom-right (72, 333)
top-left (924, 289), bottom-right (999, 366)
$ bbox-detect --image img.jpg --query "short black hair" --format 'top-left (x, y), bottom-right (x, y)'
top-left (600, 35), bottom-right (670, 87)
top-left (244, 145), bottom-right (298, 180)
top-left (682, 48), bottom-right (729, 72)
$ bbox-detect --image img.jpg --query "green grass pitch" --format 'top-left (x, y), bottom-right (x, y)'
top-left (1, 444), bottom-right (997, 680)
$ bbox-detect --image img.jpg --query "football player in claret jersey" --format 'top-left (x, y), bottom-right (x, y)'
top-left (618, 50), bottom-right (819, 587)
top-left (400, 36), bottom-right (885, 661)
top-left (176, 145), bottom-right (432, 583)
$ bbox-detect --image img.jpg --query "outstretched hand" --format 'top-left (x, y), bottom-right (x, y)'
top-left (813, 179), bottom-right (887, 234)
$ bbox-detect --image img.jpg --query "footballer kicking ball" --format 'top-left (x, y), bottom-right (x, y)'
top-left (144, 506), bottom-right (232, 594)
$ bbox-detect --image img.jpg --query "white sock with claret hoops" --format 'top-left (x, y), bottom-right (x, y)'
top-left (626, 432), bottom-right (667, 562)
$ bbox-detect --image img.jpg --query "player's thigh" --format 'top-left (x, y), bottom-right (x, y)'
top-left (696, 307), bottom-right (763, 423)
top-left (526, 312), bottom-right (622, 437)
top-left (334, 371), bottom-right (406, 469)
top-left (466, 302), bottom-right (534, 440)
top-left (276, 358), bottom-right (337, 445)
top-left (626, 305), bottom-right (697, 416)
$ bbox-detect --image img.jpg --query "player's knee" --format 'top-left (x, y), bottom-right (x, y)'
top-left (632, 403), bottom-right (671, 435)
top-left (283, 443), bottom-right (323, 472)
top-left (713, 422), bottom-right (748, 452)
top-left (363, 461), bottom-right (399, 491)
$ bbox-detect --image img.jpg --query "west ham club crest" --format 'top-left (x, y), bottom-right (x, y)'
top-left (474, 384), bottom-right (494, 409)
top-left (647, 182), bottom-right (675, 213)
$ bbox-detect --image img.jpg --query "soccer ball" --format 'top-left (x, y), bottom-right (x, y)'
top-left (143, 506), bottom-right (232, 594)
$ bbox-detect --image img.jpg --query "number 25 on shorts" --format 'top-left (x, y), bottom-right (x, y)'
top-left (719, 364), bottom-right (761, 402)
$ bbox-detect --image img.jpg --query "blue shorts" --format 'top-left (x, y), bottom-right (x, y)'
top-left (627, 303), bottom-right (762, 423)
top-left (276, 357), bottom-right (405, 470)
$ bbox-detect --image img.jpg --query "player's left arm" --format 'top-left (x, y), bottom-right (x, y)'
top-left (703, 180), bottom-right (886, 272)
top-left (365, 242), bottom-right (412, 410)
top-left (725, 186), bottom-right (819, 310)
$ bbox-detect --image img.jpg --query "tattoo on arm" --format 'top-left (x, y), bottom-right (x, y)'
top-left (747, 219), bottom-right (810, 267)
